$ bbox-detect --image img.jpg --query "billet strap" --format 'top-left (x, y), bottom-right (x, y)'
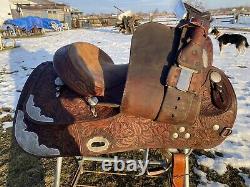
top-left (172, 154), bottom-right (186, 187)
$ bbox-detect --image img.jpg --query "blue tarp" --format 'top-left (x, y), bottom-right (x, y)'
top-left (4, 16), bottom-right (62, 31)
top-left (42, 18), bottom-right (61, 30)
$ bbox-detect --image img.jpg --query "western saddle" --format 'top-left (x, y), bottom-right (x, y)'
top-left (14, 4), bottom-right (236, 159)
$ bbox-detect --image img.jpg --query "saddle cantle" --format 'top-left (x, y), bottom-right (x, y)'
top-left (14, 20), bottom-right (237, 157)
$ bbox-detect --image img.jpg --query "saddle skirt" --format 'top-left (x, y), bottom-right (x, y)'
top-left (14, 22), bottom-right (237, 157)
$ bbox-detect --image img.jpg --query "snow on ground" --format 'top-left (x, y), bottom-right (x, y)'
top-left (2, 121), bottom-right (13, 132)
top-left (0, 26), bottom-right (250, 185)
top-left (0, 28), bottom-right (131, 108)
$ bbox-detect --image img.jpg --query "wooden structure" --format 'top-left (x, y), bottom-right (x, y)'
top-left (115, 15), bottom-right (141, 34)
top-left (72, 16), bottom-right (117, 28)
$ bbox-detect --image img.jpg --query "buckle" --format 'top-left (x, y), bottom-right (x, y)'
top-left (147, 167), bottom-right (167, 176)
top-left (176, 66), bottom-right (197, 92)
top-left (86, 96), bottom-right (98, 106)
top-left (190, 17), bottom-right (203, 27)
top-left (220, 127), bottom-right (232, 138)
top-left (85, 96), bottom-right (98, 117)
top-left (189, 17), bottom-right (195, 23)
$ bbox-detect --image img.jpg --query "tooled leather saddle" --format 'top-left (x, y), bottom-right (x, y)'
top-left (14, 6), bottom-right (237, 157)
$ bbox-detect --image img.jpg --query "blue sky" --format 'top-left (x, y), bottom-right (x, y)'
top-left (55, 0), bottom-right (250, 13)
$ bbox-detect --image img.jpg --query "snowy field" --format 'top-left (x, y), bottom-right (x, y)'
top-left (0, 26), bottom-right (250, 186)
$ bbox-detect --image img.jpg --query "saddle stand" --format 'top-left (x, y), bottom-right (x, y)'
top-left (14, 3), bottom-right (237, 187)
top-left (53, 149), bottom-right (192, 187)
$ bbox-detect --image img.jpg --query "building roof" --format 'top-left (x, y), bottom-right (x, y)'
top-left (18, 3), bottom-right (70, 10)
top-left (11, 0), bottom-right (55, 5)
top-left (11, 0), bottom-right (70, 9)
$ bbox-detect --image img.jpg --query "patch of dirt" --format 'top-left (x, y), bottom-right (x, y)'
top-left (193, 150), bottom-right (216, 159)
top-left (189, 154), bottom-right (201, 186)
top-left (0, 70), bottom-right (19, 75)
top-left (21, 66), bottom-right (28, 71)
top-left (2, 128), bottom-right (45, 187)
top-left (237, 65), bottom-right (248, 69)
top-left (207, 165), bottom-right (246, 187)
top-left (214, 151), bottom-right (224, 157)
top-left (1, 107), bottom-right (13, 113)
top-left (193, 150), bottom-right (248, 187)
top-left (0, 114), bottom-right (13, 124)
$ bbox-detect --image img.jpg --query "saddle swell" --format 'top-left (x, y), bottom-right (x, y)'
top-left (53, 42), bottom-right (115, 97)
top-left (14, 22), bottom-right (237, 157)
top-left (53, 42), bottom-right (128, 105)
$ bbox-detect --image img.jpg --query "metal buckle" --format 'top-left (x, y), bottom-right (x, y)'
top-left (86, 96), bottom-right (98, 106)
top-left (220, 127), bottom-right (233, 138)
top-left (143, 149), bottom-right (172, 176)
top-left (200, 20), bottom-right (204, 26)
top-left (86, 96), bottom-right (98, 117)
top-left (189, 17), bottom-right (204, 27)
top-left (176, 66), bottom-right (196, 92)
top-left (189, 17), bottom-right (195, 23)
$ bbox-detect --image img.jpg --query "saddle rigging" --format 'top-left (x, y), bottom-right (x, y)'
top-left (14, 5), bottom-right (237, 158)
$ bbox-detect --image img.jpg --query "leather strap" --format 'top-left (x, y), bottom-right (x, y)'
top-left (178, 18), bottom-right (202, 28)
top-left (158, 23), bottom-right (208, 124)
top-left (172, 154), bottom-right (186, 187)
top-left (178, 18), bottom-right (208, 34)
top-left (157, 87), bottom-right (201, 125)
